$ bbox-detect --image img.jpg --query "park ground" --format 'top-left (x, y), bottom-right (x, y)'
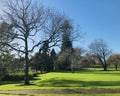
top-left (0, 68), bottom-right (120, 96)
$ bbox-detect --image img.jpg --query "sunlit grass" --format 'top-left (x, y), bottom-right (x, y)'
top-left (0, 68), bottom-right (120, 91)
top-left (35, 70), bottom-right (120, 90)
top-left (0, 94), bottom-right (120, 96)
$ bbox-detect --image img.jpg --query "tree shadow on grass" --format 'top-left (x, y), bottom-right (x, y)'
top-left (0, 81), bottom-right (23, 85)
top-left (38, 78), bottom-right (120, 87)
top-left (0, 75), bottom-right (41, 86)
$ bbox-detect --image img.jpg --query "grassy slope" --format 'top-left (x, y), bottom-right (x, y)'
top-left (0, 68), bottom-right (120, 91)
top-left (36, 70), bottom-right (120, 90)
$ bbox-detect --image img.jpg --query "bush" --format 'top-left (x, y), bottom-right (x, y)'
top-left (0, 68), bottom-right (7, 80)
top-left (1, 73), bottom-right (37, 81)
top-left (1, 74), bottom-right (24, 81)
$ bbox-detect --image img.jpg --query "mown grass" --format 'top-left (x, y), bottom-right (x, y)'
top-left (0, 68), bottom-right (120, 91)
top-left (0, 94), bottom-right (120, 96)
top-left (35, 70), bottom-right (120, 90)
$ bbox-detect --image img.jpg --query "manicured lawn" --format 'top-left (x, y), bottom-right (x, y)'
top-left (1, 94), bottom-right (120, 96)
top-left (35, 71), bottom-right (120, 90)
top-left (0, 68), bottom-right (120, 91)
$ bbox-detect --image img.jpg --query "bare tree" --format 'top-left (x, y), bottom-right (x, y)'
top-left (107, 54), bottom-right (120, 70)
top-left (1, 0), bottom-right (64, 85)
top-left (41, 10), bottom-right (65, 49)
top-left (89, 39), bottom-right (111, 71)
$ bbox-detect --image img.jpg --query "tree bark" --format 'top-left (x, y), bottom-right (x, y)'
top-left (115, 65), bottom-right (118, 71)
top-left (103, 65), bottom-right (107, 71)
top-left (99, 57), bottom-right (107, 71)
top-left (24, 37), bottom-right (30, 85)
top-left (100, 61), bottom-right (107, 71)
top-left (103, 58), bottom-right (107, 71)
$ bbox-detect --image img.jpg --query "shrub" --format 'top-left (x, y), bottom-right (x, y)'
top-left (1, 72), bottom-right (37, 81)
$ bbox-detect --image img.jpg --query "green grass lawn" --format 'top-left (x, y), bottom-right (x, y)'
top-left (0, 69), bottom-right (120, 96)
top-left (0, 68), bottom-right (120, 96)
top-left (0, 68), bottom-right (120, 91)
top-left (34, 69), bottom-right (120, 90)
top-left (0, 94), bottom-right (120, 96)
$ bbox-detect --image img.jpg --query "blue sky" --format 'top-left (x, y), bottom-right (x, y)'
top-left (38, 0), bottom-right (120, 53)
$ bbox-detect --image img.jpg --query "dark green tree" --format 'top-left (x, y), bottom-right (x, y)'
top-left (31, 52), bottom-right (48, 73)
top-left (61, 20), bottom-right (73, 52)
top-left (0, 21), bottom-right (15, 79)
top-left (31, 41), bottom-right (51, 73)
top-left (40, 40), bottom-right (51, 72)
top-left (57, 20), bottom-right (73, 70)
top-left (13, 57), bottom-right (25, 71)
top-left (50, 48), bottom-right (56, 71)
top-left (0, 22), bottom-right (14, 53)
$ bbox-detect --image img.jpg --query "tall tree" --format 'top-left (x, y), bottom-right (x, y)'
top-left (39, 40), bottom-right (51, 72)
top-left (89, 39), bottom-right (111, 71)
top-left (58, 20), bottom-right (73, 70)
top-left (1, 0), bottom-right (64, 85)
top-left (61, 20), bottom-right (73, 52)
top-left (57, 19), bottom-right (81, 71)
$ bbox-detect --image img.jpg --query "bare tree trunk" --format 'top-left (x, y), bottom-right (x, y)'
top-left (101, 61), bottom-right (107, 71)
top-left (103, 65), bottom-right (107, 71)
top-left (99, 57), bottom-right (107, 71)
top-left (103, 58), bottom-right (107, 71)
top-left (115, 65), bottom-right (118, 71)
top-left (24, 37), bottom-right (30, 85)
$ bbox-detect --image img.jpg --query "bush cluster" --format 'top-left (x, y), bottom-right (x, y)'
top-left (1, 73), bottom-right (37, 81)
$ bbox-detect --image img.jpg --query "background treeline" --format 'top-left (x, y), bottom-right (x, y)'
top-left (0, 20), bottom-right (120, 81)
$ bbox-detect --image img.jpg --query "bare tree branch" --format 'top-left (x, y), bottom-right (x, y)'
top-left (0, 42), bottom-right (24, 53)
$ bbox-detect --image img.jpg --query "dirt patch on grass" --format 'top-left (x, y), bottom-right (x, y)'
top-left (0, 89), bottom-right (120, 95)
